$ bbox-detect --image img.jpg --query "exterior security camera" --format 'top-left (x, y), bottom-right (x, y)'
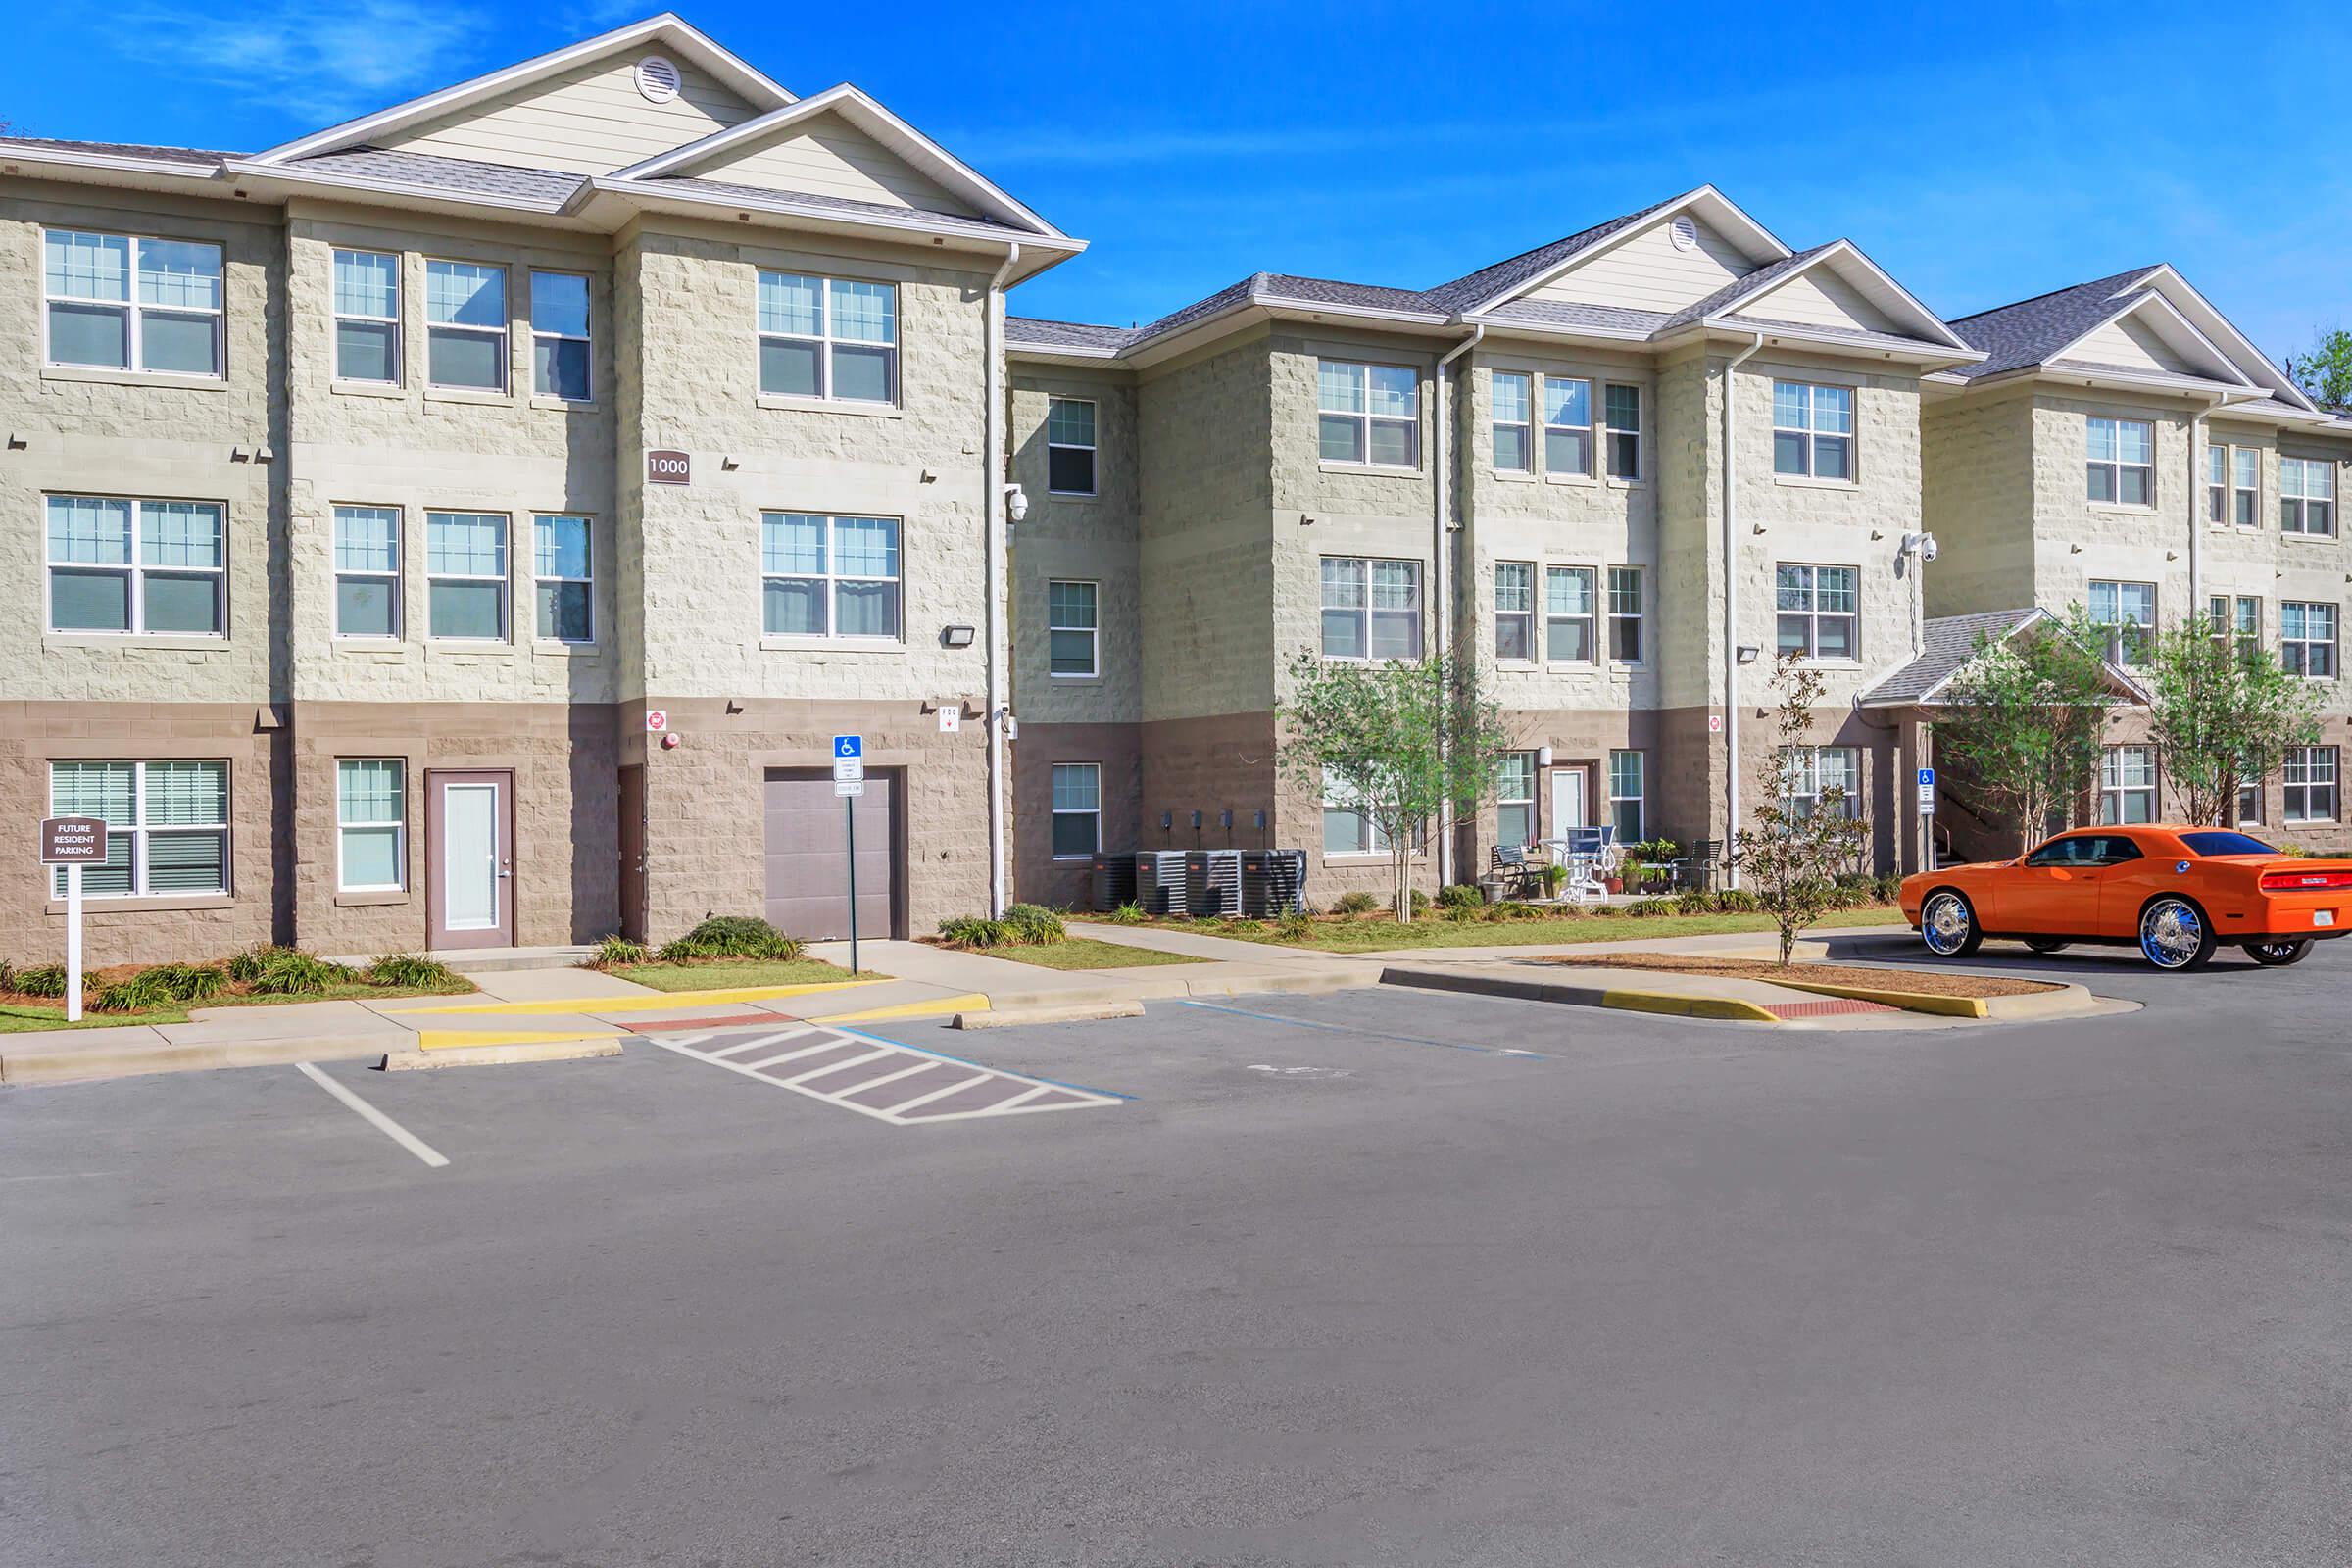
top-left (1004, 483), bottom-right (1029, 524)
top-left (1919, 534), bottom-right (1939, 563)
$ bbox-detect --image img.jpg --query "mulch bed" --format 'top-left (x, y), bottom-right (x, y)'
top-left (1534, 953), bottom-right (2060, 999)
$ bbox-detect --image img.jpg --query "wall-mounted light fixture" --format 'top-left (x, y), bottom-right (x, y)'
top-left (1537, 745), bottom-right (1554, 767)
top-left (1737, 645), bottom-right (1762, 664)
top-left (941, 624), bottom-right (977, 648)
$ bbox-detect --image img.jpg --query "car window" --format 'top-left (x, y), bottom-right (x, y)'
top-left (2092, 835), bottom-right (2143, 865)
top-left (2025, 836), bottom-right (2093, 867)
top-left (2179, 830), bottom-right (2276, 857)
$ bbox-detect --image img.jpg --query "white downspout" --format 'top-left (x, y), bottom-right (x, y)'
top-left (1433, 322), bottom-right (1484, 889)
top-left (985, 242), bottom-right (1020, 917)
top-left (1722, 331), bottom-right (1767, 889)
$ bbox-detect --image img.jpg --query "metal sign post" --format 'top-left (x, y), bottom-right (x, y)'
top-left (833, 736), bottom-right (864, 974)
top-left (39, 816), bottom-right (109, 1022)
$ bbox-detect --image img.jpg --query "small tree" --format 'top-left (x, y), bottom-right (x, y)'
top-left (2287, 328), bottom-right (2352, 412)
top-left (1935, 610), bottom-right (2123, 851)
top-left (1733, 657), bottom-right (1871, 966)
top-left (2145, 612), bottom-right (2323, 826)
top-left (1278, 649), bottom-right (1513, 922)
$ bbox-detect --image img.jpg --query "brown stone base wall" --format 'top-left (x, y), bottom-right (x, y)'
top-left (1014, 721), bottom-right (1142, 911)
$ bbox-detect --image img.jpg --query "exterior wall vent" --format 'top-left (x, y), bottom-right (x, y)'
top-left (1669, 215), bottom-right (1700, 252)
top-left (635, 56), bottom-right (683, 103)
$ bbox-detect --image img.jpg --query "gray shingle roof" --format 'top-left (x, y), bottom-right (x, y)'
top-left (0, 135), bottom-right (234, 166)
top-left (1477, 298), bottom-right (1669, 335)
top-left (1944, 267), bottom-right (2159, 378)
top-left (1859, 609), bottom-right (2045, 706)
top-left (1422, 197), bottom-right (1677, 314)
top-left (649, 174), bottom-right (1038, 239)
top-left (292, 147), bottom-right (585, 205)
top-left (1005, 317), bottom-right (1135, 351)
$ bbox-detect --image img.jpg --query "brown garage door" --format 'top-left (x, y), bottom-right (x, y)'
top-left (762, 769), bottom-right (898, 942)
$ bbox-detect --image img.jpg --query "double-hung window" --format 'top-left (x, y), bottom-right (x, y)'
top-left (2100, 745), bottom-right (2156, 825)
top-left (1492, 371), bottom-right (1532, 472)
top-left (1322, 770), bottom-right (1394, 856)
top-left (1603, 383), bottom-right (1642, 479)
top-left (1607, 566), bottom-right (1643, 663)
top-left (1318, 557), bottom-right (1420, 660)
top-left (47, 495), bottom-right (224, 636)
top-left (425, 260), bottom-right (508, 391)
top-left (1785, 747), bottom-right (1859, 820)
top-left (2088, 579), bottom-right (2156, 666)
top-left (2232, 448), bottom-right (2260, 527)
top-left (2208, 593), bottom-right (2260, 663)
top-left (336, 759), bottom-right (406, 892)
top-left (43, 229), bottom-right (223, 376)
top-left (1545, 566), bottom-right (1596, 662)
top-left (529, 270), bottom-right (591, 401)
top-left (1494, 563), bottom-right (1535, 662)
top-left (2206, 445), bottom-right (2229, 524)
top-left (2282, 601), bottom-right (2337, 678)
top-left (761, 513), bottom-right (903, 640)
top-left (1051, 762), bottom-right (1101, 858)
top-left (533, 514), bottom-right (594, 643)
top-left (1317, 360), bottom-right (1417, 466)
top-left (332, 249), bottom-right (400, 384)
top-left (2086, 416), bottom-right (2155, 506)
top-left (2281, 457), bottom-right (2336, 535)
top-left (1542, 375), bottom-right (1592, 476)
top-left (333, 505), bottom-right (401, 639)
top-left (1495, 753), bottom-right (1537, 846)
top-left (1774, 564), bottom-right (1858, 660)
top-left (1772, 381), bottom-right (1854, 480)
top-left (49, 760), bottom-right (227, 898)
top-left (1046, 398), bottom-right (1097, 495)
top-left (2237, 757), bottom-right (2264, 826)
top-left (425, 512), bottom-right (509, 641)
top-left (1048, 579), bottom-right (1098, 676)
top-left (759, 273), bottom-right (898, 403)
top-left (1609, 750), bottom-right (1645, 841)
top-left (2284, 746), bottom-right (2338, 823)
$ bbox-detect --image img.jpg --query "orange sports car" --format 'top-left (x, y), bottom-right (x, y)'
top-left (1898, 825), bottom-right (2352, 971)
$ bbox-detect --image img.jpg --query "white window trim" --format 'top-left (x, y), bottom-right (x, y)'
top-left (2284, 745), bottom-right (2339, 824)
top-left (424, 257), bottom-right (510, 394)
top-left (1317, 360), bottom-right (1420, 470)
top-left (1784, 746), bottom-right (1861, 820)
top-left (1772, 379), bottom-right (1857, 483)
top-left (1495, 752), bottom-right (1538, 846)
top-left (1607, 565), bottom-right (1644, 666)
top-left (335, 759), bottom-right (408, 893)
top-left (760, 513), bottom-right (906, 645)
top-left (424, 511), bottom-right (512, 644)
top-left (2099, 745), bottom-right (2157, 826)
top-left (45, 495), bottom-right (226, 639)
top-left (2232, 447), bottom-right (2260, 529)
top-left (332, 504), bottom-right (403, 642)
top-left (1544, 564), bottom-right (1598, 665)
top-left (2280, 600), bottom-right (2337, 680)
top-left (331, 247), bottom-right (401, 387)
top-left (1318, 556), bottom-right (1422, 662)
top-left (2208, 594), bottom-right (2261, 662)
top-left (756, 271), bottom-right (900, 408)
top-left (1494, 562), bottom-right (1536, 663)
top-left (2206, 444), bottom-right (2228, 525)
top-left (48, 760), bottom-right (230, 900)
top-left (529, 270), bottom-right (593, 403)
top-left (2086, 416), bottom-right (2157, 510)
top-left (1492, 370), bottom-right (1533, 474)
top-left (1603, 382), bottom-right (1642, 483)
top-left (1046, 397), bottom-right (1099, 497)
top-left (2088, 579), bottom-right (2157, 667)
top-left (1541, 374), bottom-right (1594, 480)
top-left (1774, 563), bottom-right (1861, 663)
top-left (1050, 761), bottom-right (1102, 861)
top-left (1321, 769), bottom-right (1397, 858)
top-left (41, 227), bottom-right (225, 380)
top-left (2280, 457), bottom-right (2338, 537)
top-left (532, 513), bottom-right (595, 646)
top-left (1608, 749), bottom-right (1646, 841)
top-left (1047, 578), bottom-right (1100, 678)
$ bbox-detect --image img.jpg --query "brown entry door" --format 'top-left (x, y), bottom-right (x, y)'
top-left (617, 763), bottom-right (647, 941)
top-left (762, 769), bottom-right (897, 942)
top-left (427, 769), bottom-right (515, 950)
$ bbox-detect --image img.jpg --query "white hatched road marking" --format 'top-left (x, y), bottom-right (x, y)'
top-left (644, 1022), bottom-right (1127, 1127)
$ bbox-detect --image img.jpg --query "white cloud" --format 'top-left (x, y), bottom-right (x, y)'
top-left (122, 0), bottom-right (493, 122)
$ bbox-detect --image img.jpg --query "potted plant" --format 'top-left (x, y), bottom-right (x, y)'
top-left (1540, 862), bottom-right (1567, 900)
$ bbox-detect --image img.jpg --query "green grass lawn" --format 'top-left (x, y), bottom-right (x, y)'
top-left (0, 976), bottom-right (475, 1034)
top-left (968, 938), bottom-right (1206, 970)
top-left (607, 956), bottom-right (881, 992)
top-left (1188, 906), bottom-right (1908, 955)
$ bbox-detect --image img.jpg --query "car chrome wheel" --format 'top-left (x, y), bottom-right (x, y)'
top-left (2245, 940), bottom-right (2310, 967)
top-left (2139, 897), bottom-right (2214, 971)
top-left (1922, 891), bottom-right (1976, 956)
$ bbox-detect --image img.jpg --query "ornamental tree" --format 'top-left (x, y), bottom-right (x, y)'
top-left (2144, 612), bottom-right (2323, 826)
top-left (1935, 611), bottom-right (2124, 851)
top-left (1732, 655), bottom-right (1872, 966)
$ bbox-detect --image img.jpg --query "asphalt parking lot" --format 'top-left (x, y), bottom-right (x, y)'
top-left (6, 938), bottom-right (2351, 1566)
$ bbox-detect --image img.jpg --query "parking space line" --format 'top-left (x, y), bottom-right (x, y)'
top-left (645, 1023), bottom-right (1128, 1127)
top-left (782, 1047), bottom-right (895, 1086)
top-left (710, 1030), bottom-right (808, 1058)
top-left (883, 1070), bottom-right (995, 1115)
top-left (834, 1060), bottom-right (935, 1100)
top-left (744, 1038), bottom-right (845, 1070)
top-left (294, 1062), bottom-right (449, 1169)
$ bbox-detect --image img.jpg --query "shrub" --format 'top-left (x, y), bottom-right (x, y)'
top-left (1105, 902), bottom-right (1146, 925)
top-left (999, 903), bottom-right (1067, 946)
top-left (1334, 891), bottom-right (1380, 916)
top-left (366, 954), bottom-right (460, 990)
top-left (13, 963), bottom-right (69, 998)
top-left (1274, 909), bottom-right (1313, 941)
top-left (1496, 900), bottom-right (1550, 921)
top-left (1438, 883), bottom-right (1486, 909)
top-left (246, 949), bottom-right (361, 996)
top-left (146, 962), bottom-right (228, 1003)
top-left (224, 944), bottom-right (299, 984)
top-left (658, 914), bottom-right (801, 962)
top-left (1409, 889), bottom-right (1430, 915)
top-left (1872, 875), bottom-right (1904, 906)
top-left (0, 960), bottom-right (13, 992)
top-left (938, 914), bottom-right (1013, 950)
top-left (92, 971), bottom-right (180, 1013)
top-left (1675, 891), bottom-right (1717, 916)
top-left (1584, 902), bottom-right (1621, 917)
top-left (1627, 898), bottom-right (1677, 918)
top-left (1715, 888), bottom-right (1759, 913)
top-left (586, 933), bottom-right (649, 967)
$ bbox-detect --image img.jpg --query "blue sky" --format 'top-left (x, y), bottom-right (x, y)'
top-left (10, 1), bottom-right (2350, 356)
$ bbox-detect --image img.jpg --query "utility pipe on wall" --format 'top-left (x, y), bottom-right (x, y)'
top-left (1721, 331), bottom-right (1767, 889)
top-left (984, 241), bottom-right (1020, 917)
top-left (1431, 323), bottom-right (1484, 889)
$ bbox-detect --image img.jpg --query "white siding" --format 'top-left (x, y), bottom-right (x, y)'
top-left (685, 112), bottom-right (977, 216)
top-left (385, 52), bottom-right (759, 174)
top-left (2058, 313), bottom-right (2199, 376)
top-left (1525, 217), bottom-right (1752, 314)
top-left (1740, 267), bottom-right (1902, 335)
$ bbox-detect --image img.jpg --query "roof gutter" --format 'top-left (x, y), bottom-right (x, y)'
top-left (1723, 329), bottom-right (1767, 886)
top-left (1432, 321), bottom-right (1484, 889)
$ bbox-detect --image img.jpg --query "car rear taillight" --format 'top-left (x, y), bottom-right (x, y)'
top-left (2260, 868), bottom-right (2352, 891)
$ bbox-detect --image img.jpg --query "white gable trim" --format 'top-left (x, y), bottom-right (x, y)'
top-left (2129, 265), bottom-right (2320, 412)
top-left (250, 14), bottom-right (793, 165)
top-left (1726, 240), bottom-right (1977, 353)
top-left (608, 83), bottom-right (1063, 237)
top-left (1462, 185), bottom-right (1791, 318)
top-left (2046, 290), bottom-right (2257, 388)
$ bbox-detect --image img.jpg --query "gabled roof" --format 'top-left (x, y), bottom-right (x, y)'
top-left (1447, 185), bottom-right (1790, 317)
top-left (1859, 608), bottom-right (2152, 709)
top-left (1418, 195), bottom-right (1678, 315)
top-left (291, 146), bottom-right (587, 206)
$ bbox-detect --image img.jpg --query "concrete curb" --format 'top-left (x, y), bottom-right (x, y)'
top-left (0, 1034), bottom-right (392, 1087)
top-left (973, 964), bottom-right (1379, 1014)
top-left (1380, 965), bottom-right (1781, 1023)
top-left (1768, 976), bottom-right (2102, 1020)
top-left (951, 1000), bottom-right (1147, 1031)
top-left (381, 1038), bottom-right (623, 1071)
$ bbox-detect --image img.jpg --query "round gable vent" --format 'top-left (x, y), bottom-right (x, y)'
top-left (635, 55), bottom-right (682, 104)
top-left (1669, 215), bottom-right (1700, 252)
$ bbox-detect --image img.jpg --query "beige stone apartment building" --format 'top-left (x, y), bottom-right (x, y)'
top-left (5, 15), bottom-right (2348, 963)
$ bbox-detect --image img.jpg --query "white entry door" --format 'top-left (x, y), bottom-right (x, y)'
top-left (1550, 768), bottom-right (1588, 837)
top-left (428, 770), bottom-right (513, 950)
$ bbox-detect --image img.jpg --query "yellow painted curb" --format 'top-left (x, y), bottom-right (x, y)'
top-left (1771, 980), bottom-right (1990, 1018)
top-left (416, 1026), bottom-right (627, 1051)
top-left (812, 992), bottom-right (991, 1024)
top-left (1599, 989), bottom-right (1782, 1024)
top-left (397, 977), bottom-right (887, 1016)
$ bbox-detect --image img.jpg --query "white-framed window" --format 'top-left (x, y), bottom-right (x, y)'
top-left (1542, 375), bottom-right (1592, 477)
top-left (2208, 593), bottom-right (2260, 662)
top-left (1046, 398), bottom-right (1097, 495)
top-left (2285, 746), bottom-right (2338, 823)
top-left (2088, 579), bottom-right (2156, 666)
top-left (1321, 769), bottom-right (1399, 856)
top-left (2281, 601), bottom-right (2337, 679)
top-left (1048, 579), bottom-right (1098, 676)
top-left (2206, 444), bottom-right (2228, 525)
top-left (1772, 380), bottom-right (1854, 480)
top-left (1495, 752), bottom-right (1537, 846)
top-left (2237, 757), bottom-right (2264, 826)
top-left (1784, 746), bottom-right (1860, 820)
top-left (331, 248), bottom-right (399, 385)
top-left (333, 505), bottom-right (401, 639)
top-left (1609, 750), bottom-right (1645, 841)
top-left (530, 270), bottom-right (591, 401)
top-left (1545, 565), bottom-right (1596, 662)
top-left (1317, 360), bottom-right (1418, 466)
top-left (1319, 557), bottom-right (1420, 660)
top-left (1494, 562), bottom-right (1535, 662)
top-left (1607, 566), bottom-right (1643, 663)
top-left (48, 760), bottom-right (227, 898)
top-left (761, 513), bottom-right (903, 641)
top-left (758, 272), bottom-right (897, 404)
top-left (1492, 370), bottom-right (1532, 472)
top-left (1051, 762), bottom-right (1101, 859)
top-left (1603, 383), bottom-right (1642, 480)
top-left (2099, 745), bottom-right (2156, 825)
top-left (43, 228), bottom-right (223, 376)
top-left (424, 511), bottom-right (509, 641)
top-left (336, 759), bottom-right (406, 892)
top-left (533, 514), bottom-right (594, 644)
top-left (2281, 457), bottom-right (2336, 536)
top-left (2233, 447), bottom-right (2260, 528)
top-left (1774, 564), bottom-right (1858, 660)
top-left (46, 495), bottom-right (224, 636)
top-left (2086, 416), bottom-right (2155, 506)
top-left (425, 259), bottom-right (508, 391)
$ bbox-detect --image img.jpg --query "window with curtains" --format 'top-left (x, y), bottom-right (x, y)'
top-left (1603, 383), bottom-right (1642, 479)
top-left (2099, 745), bottom-right (2156, 825)
top-left (757, 272), bottom-right (897, 403)
top-left (336, 760), bottom-right (406, 892)
top-left (332, 249), bottom-right (400, 384)
top-left (1051, 762), bottom-right (1101, 858)
top-left (1772, 381), bottom-right (1855, 479)
top-left (1774, 564), bottom-right (1858, 660)
top-left (425, 512), bottom-right (509, 641)
top-left (1607, 566), bottom-right (1643, 663)
top-left (47, 495), bottom-right (224, 636)
top-left (1319, 557), bottom-right (1420, 660)
top-left (1494, 563), bottom-right (1535, 662)
top-left (2232, 447), bottom-right (2260, 527)
top-left (2281, 601), bottom-right (2337, 679)
top-left (529, 271), bottom-right (591, 401)
top-left (1609, 751), bottom-right (1645, 841)
top-left (761, 513), bottom-right (903, 640)
top-left (1048, 579), bottom-right (1098, 676)
top-left (1046, 398), bottom-right (1097, 495)
top-left (49, 760), bottom-right (228, 898)
top-left (533, 514), bottom-right (594, 643)
top-left (1317, 360), bottom-right (1418, 466)
top-left (1495, 753), bottom-right (1537, 846)
top-left (1491, 370), bottom-right (1532, 472)
top-left (333, 506), bottom-right (401, 639)
top-left (2285, 746), bottom-right (2338, 822)
top-left (2086, 416), bottom-right (2155, 506)
top-left (2281, 457), bottom-right (2336, 535)
top-left (2088, 579), bottom-right (2156, 666)
top-left (43, 229), bottom-right (223, 376)
top-left (425, 259), bottom-right (507, 391)
top-left (1783, 747), bottom-right (1859, 820)
top-left (1545, 565), bottom-right (1596, 662)
top-left (1543, 375), bottom-right (1592, 476)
